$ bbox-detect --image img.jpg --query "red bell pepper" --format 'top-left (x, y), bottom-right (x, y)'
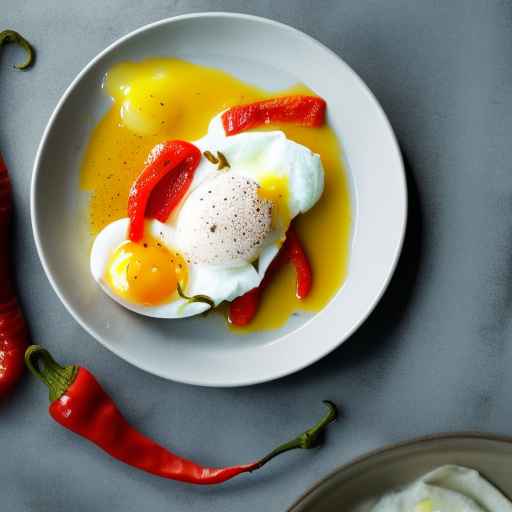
top-left (228, 227), bottom-right (312, 326)
top-left (128, 141), bottom-right (201, 242)
top-left (221, 95), bottom-right (326, 136)
top-left (26, 345), bottom-right (337, 485)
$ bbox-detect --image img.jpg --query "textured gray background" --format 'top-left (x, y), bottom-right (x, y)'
top-left (2, 1), bottom-right (512, 510)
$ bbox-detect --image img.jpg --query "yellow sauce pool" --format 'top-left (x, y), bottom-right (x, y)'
top-left (80, 58), bottom-right (351, 332)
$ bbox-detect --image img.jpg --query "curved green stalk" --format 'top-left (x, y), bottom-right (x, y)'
top-left (0, 30), bottom-right (35, 70)
top-left (253, 401), bottom-right (338, 470)
top-left (177, 282), bottom-right (215, 309)
top-left (216, 151), bottom-right (230, 170)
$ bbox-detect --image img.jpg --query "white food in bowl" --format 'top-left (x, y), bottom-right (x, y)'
top-left (367, 465), bottom-right (512, 512)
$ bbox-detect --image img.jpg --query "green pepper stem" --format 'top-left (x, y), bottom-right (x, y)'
top-left (0, 30), bottom-right (35, 70)
top-left (216, 151), bottom-right (230, 170)
top-left (177, 282), bottom-right (215, 309)
top-left (252, 400), bottom-right (338, 470)
top-left (24, 345), bottom-right (78, 402)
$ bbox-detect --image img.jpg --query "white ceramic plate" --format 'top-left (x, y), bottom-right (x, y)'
top-left (31, 13), bottom-right (406, 387)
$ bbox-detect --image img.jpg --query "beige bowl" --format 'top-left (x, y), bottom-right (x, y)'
top-left (288, 433), bottom-right (512, 511)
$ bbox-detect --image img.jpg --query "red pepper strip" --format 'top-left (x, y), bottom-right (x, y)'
top-left (128, 141), bottom-right (201, 242)
top-left (229, 227), bottom-right (312, 326)
top-left (145, 158), bottom-right (196, 223)
top-left (221, 95), bottom-right (326, 136)
top-left (228, 243), bottom-right (289, 326)
top-left (0, 155), bottom-right (29, 397)
top-left (25, 345), bottom-right (337, 485)
top-left (227, 288), bottom-right (261, 327)
top-left (286, 227), bottom-right (313, 300)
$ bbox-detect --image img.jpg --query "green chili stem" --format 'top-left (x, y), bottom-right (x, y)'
top-left (25, 345), bottom-right (78, 402)
top-left (203, 151), bottom-right (219, 164)
top-left (0, 30), bottom-right (35, 70)
top-left (177, 282), bottom-right (215, 309)
top-left (203, 150), bottom-right (230, 170)
top-left (216, 151), bottom-right (230, 170)
top-left (252, 401), bottom-right (338, 470)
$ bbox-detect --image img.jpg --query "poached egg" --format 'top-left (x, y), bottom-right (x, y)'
top-left (90, 114), bottom-right (324, 318)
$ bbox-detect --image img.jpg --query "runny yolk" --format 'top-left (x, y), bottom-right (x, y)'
top-left (105, 236), bottom-right (187, 306)
top-left (257, 174), bottom-right (291, 231)
top-left (106, 63), bottom-right (180, 136)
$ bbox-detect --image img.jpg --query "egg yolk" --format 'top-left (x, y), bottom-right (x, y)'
top-left (257, 174), bottom-right (291, 230)
top-left (105, 237), bottom-right (187, 306)
top-left (106, 62), bottom-right (179, 136)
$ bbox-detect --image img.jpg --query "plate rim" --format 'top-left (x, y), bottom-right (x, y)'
top-left (31, 11), bottom-right (407, 386)
top-left (287, 431), bottom-right (512, 511)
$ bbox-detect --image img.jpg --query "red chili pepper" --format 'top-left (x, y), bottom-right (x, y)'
top-left (25, 345), bottom-right (337, 484)
top-left (0, 155), bottom-right (30, 397)
top-left (0, 31), bottom-right (34, 398)
top-left (228, 227), bottom-right (312, 326)
top-left (128, 140), bottom-right (201, 242)
top-left (221, 95), bottom-right (326, 136)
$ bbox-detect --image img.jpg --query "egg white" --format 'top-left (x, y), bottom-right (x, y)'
top-left (90, 113), bottom-right (323, 318)
top-left (185, 114), bottom-right (324, 220)
top-left (90, 218), bottom-right (282, 318)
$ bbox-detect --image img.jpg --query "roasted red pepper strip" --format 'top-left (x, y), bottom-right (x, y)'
top-left (228, 288), bottom-right (261, 327)
top-left (221, 95), bottom-right (326, 136)
top-left (128, 141), bottom-right (201, 242)
top-left (0, 155), bottom-right (29, 397)
top-left (286, 227), bottom-right (313, 300)
top-left (228, 243), bottom-right (289, 326)
top-left (25, 345), bottom-right (337, 485)
top-left (145, 159), bottom-right (195, 223)
top-left (228, 227), bottom-right (312, 326)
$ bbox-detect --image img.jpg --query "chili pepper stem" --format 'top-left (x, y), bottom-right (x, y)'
top-left (24, 345), bottom-right (78, 402)
top-left (250, 400), bottom-right (338, 471)
top-left (0, 30), bottom-right (35, 69)
top-left (176, 282), bottom-right (214, 309)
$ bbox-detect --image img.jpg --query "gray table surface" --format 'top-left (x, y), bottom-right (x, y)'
top-left (2, 1), bottom-right (512, 510)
